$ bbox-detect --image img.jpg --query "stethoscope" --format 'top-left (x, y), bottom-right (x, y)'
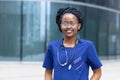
top-left (57, 40), bottom-right (77, 70)
top-left (57, 45), bottom-right (68, 67)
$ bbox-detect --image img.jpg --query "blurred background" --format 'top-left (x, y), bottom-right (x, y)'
top-left (0, 0), bottom-right (120, 80)
top-left (0, 0), bottom-right (120, 61)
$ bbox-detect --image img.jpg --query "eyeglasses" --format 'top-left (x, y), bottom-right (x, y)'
top-left (61, 22), bottom-right (78, 28)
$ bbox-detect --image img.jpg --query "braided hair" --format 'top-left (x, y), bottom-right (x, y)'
top-left (56, 7), bottom-right (83, 32)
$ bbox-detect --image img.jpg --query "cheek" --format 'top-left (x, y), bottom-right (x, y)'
top-left (60, 27), bottom-right (65, 33)
top-left (75, 27), bottom-right (80, 31)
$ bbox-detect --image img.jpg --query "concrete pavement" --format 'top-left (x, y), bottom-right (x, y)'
top-left (0, 62), bottom-right (44, 80)
top-left (101, 60), bottom-right (120, 80)
top-left (0, 60), bottom-right (120, 80)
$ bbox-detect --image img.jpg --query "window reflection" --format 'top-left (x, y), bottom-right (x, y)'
top-left (22, 1), bottom-right (45, 61)
top-left (0, 1), bottom-right (120, 61)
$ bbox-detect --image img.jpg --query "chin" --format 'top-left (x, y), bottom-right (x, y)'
top-left (65, 35), bottom-right (74, 38)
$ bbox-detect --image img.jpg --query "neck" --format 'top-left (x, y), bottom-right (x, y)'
top-left (63, 37), bottom-right (77, 47)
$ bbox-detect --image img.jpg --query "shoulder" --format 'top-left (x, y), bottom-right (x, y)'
top-left (48, 39), bottom-right (62, 47)
top-left (79, 39), bottom-right (94, 45)
top-left (78, 39), bottom-right (96, 49)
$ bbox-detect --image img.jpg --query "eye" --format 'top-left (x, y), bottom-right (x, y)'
top-left (71, 22), bottom-right (76, 27)
top-left (62, 22), bottom-right (68, 27)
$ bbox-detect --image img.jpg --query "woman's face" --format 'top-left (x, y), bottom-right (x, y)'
top-left (61, 13), bottom-right (81, 38)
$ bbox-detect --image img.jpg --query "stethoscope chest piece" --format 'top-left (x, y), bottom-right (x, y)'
top-left (68, 64), bottom-right (72, 70)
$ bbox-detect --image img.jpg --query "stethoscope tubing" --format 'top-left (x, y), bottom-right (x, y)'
top-left (57, 44), bottom-right (76, 67)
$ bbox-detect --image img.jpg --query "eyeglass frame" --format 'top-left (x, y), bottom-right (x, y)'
top-left (61, 21), bottom-right (79, 28)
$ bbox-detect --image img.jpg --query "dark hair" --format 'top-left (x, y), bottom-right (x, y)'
top-left (56, 7), bottom-right (83, 32)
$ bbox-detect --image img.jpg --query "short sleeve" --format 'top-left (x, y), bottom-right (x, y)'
top-left (87, 42), bottom-right (102, 70)
top-left (43, 43), bottom-right (53, 70)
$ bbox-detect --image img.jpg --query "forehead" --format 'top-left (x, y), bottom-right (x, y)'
top-left (62, 13), bottom-right (78, 21)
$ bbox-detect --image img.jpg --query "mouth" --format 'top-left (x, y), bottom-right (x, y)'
top-left (66, 30), bottom-right (73, 34)
top-left (67, 30), bottom-right (72, 33)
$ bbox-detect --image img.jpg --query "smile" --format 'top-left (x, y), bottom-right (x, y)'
top-left (67, 30), bottom-right (72, 33)
top-left (66, 30), bottom-right (73, 33)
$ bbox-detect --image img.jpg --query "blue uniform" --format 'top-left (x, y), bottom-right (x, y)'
top-left (43, 39), bottom-right (102, 80)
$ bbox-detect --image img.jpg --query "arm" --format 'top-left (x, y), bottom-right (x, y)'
top-left (45, 69), bottom-right (53, 80)
top-left (90, 68), bottom-right (102, 80)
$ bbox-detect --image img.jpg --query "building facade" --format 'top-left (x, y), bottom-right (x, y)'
top-left (0, 0), bottom-right (120, 61)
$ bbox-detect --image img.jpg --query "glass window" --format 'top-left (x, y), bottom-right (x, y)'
top-left (85, 7), bottom-right (98, 47)
top-left (0, 0), bottom-right (120, 61)
top-left (98, 10), bottom-right (109, 56)
top-left (0, 1), bottom-right (21, 61)
top-left (70, 0), bottom-right (120, 11)
top-left (116, 14), bottom-right (120, 56)
top-left (108, 12), bottom-right (117, 56)
top-left (22, 1), bottom-right (45, 61)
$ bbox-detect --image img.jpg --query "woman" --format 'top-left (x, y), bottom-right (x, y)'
top-left (43, 7), bottom-right (102, 80)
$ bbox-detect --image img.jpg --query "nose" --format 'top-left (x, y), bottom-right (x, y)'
top-left (67, 24), bottom-right (71, 28)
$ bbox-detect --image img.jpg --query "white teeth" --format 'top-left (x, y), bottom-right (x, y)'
top-left (67, 30), bottom-right (72, 33)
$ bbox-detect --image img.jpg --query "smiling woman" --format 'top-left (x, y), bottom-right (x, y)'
top-left (43, 7), bottom-right (102, 80)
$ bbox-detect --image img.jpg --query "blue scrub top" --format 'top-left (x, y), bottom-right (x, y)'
top-left (43, 39), bottom-right (102, 80)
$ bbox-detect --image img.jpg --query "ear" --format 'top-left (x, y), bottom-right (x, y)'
top-left (78, 23), bottom-right (81, 30)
